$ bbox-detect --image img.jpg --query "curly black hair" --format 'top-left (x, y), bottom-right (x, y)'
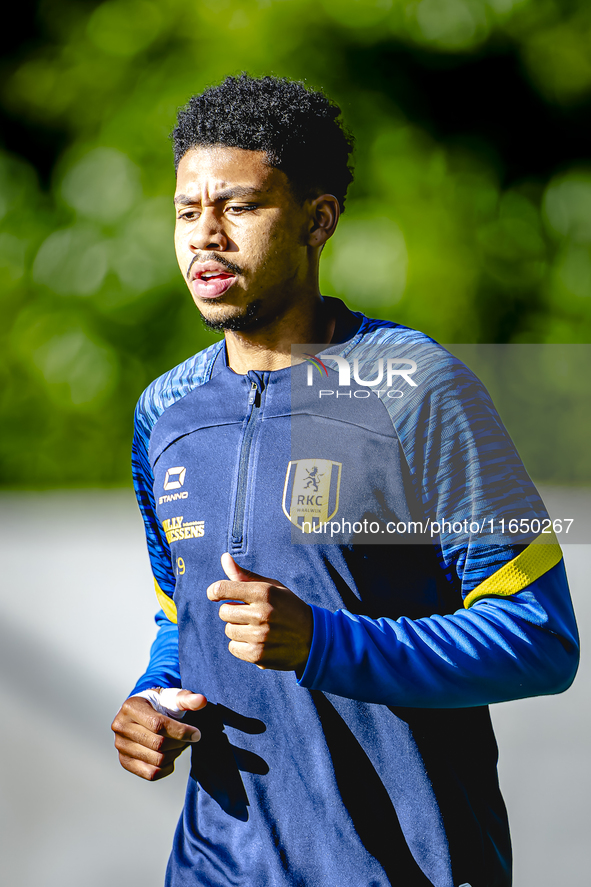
top-left (172, 74), bottom-right (354, 212)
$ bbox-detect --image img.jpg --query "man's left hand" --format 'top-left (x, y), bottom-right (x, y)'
top-left (207, 553), bottom-right (313, 673)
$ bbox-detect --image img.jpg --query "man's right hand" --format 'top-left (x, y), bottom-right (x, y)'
top-left (111, 689), bottom-right (207, 781)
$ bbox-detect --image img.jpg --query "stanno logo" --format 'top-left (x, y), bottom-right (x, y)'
top-left (164, 466), bottom-right (186, 490)
top-left (159, 491), bottom-right (189, 504)
top-left (282, 459), bottom-right (341, 533)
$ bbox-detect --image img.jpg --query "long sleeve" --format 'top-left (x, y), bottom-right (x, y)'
top-left (298, 561), bottom-right (579, 706)
top-left (131, 393), bottom-right (177, 607)
top-left (299, 331), bottom-right (580, 708)
top-left (129, 609), bottom-right (181, 696)
top-left (129, 394), bottom-right (181, 696)
top-left (128, 342), bottom-right (223, 696)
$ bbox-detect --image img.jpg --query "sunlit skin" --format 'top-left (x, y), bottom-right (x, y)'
top-left (173, 145), bottom-right (340, 373)
top-left (112, 145), bottom-right (342, 779)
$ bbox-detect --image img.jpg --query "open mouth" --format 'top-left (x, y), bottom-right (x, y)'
top-left (199, 271), bottom-right (234, 282)
top-left (191, 268), bottom-right (237, 299)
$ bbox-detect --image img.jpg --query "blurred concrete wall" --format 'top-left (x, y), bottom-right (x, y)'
top-left (0, 489), bottom-right (588, 886)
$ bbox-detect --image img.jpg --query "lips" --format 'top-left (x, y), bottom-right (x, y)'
top-left (190, 261), bottom-right (238, 299)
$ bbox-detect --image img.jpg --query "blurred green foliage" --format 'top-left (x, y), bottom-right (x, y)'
top-left (1, 0), bottom-right (591, 486)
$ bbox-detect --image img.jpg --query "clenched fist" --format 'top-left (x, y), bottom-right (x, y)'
top-left (111, 689), bottom-right (207, 781)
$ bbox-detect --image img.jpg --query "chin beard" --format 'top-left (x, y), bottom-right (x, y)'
top-left (198, 301), bottom-right (261, 333)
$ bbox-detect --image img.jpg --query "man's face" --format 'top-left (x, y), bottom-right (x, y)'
top-left (174, 145), bottom-right (310, 332)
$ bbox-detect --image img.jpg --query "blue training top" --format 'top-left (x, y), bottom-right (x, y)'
top-left (130, 299), bottom-right (579, 887)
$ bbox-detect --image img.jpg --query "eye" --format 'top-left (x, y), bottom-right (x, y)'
top-left (176, 209), bottom-right (201, 221)
top-left (226, 204), bottom-right (258, 215)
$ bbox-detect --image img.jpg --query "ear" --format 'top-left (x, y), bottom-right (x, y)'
top-left (306, 194), bottom-right (340, 247)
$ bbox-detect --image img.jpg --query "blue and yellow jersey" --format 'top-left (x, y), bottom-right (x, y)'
top-left (130, 299), bottom-right (578, 887)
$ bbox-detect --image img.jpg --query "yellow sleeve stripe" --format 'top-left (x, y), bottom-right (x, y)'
top-left (463, 531), bottom-right (563, 609)
top-left (154, 577), bottom-right (178, 624)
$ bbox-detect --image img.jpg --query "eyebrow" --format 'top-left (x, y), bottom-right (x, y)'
top-left (174, 186), bottom-right (264, 205)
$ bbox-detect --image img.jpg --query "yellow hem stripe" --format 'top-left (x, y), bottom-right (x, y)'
top-left (154, 577), bottom-right (178, 624)
top-left (463, 531), bottom-right (563, 609)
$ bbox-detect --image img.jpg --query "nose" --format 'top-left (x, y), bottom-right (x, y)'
top-left (188, 207), bottom-right (228, 252)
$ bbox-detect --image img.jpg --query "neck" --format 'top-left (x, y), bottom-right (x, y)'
top-left (224, 293), bottom-right (336, 374)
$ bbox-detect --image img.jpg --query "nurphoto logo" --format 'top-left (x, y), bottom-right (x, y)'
top-left (303, 353), bottom-right (418, 399)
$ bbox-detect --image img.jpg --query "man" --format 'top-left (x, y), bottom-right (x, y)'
top-left (111, 74), bottom-right (579, 887)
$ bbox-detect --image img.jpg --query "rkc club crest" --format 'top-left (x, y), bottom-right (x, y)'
top-left (282, 459), bottom-right (342, 533)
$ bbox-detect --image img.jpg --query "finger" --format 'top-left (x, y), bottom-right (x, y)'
top-left (157, 735), bottom-right (192, 751)
top-left (113, 699), bottom-right (201, 744)
top-left (116, 719), bottom-right (191, 750)
top-left (171, 689), bottom-right (208, 713)
top-left (115, 735), bottom-right (186, 769)
top-left (160, 716), bottom-right (201, 743)
top-left (113, 717), bottom-right (199, 752)
top-left (217, 602), bottom-right (264, 625)
top-left (226, 639), bottom-right (267, 670)
top-left (118, 751), bottom-right (176, 782)
top-left (228, 639), bottom-right (263, 663)
top-left (221, 552), bottom-right (251, 582)
top-left (225, 621), bottom-right (268, 644)
top-left (221, 552), bottom-right (286, 588)
top-left (207, 579), bottom-right (265, 603)
top-left (131, 688), bottom-right (207, 720)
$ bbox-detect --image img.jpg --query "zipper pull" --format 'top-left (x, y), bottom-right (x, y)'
top-left (248, 381), bottom-right (258, 406)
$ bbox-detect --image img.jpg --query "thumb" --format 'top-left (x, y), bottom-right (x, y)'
top-left (219, 552), bottom-right (286, 588)
top-left (221, 551), bottom-right (259, 582)
top-left (171, 689), bottom-right (207, 712)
